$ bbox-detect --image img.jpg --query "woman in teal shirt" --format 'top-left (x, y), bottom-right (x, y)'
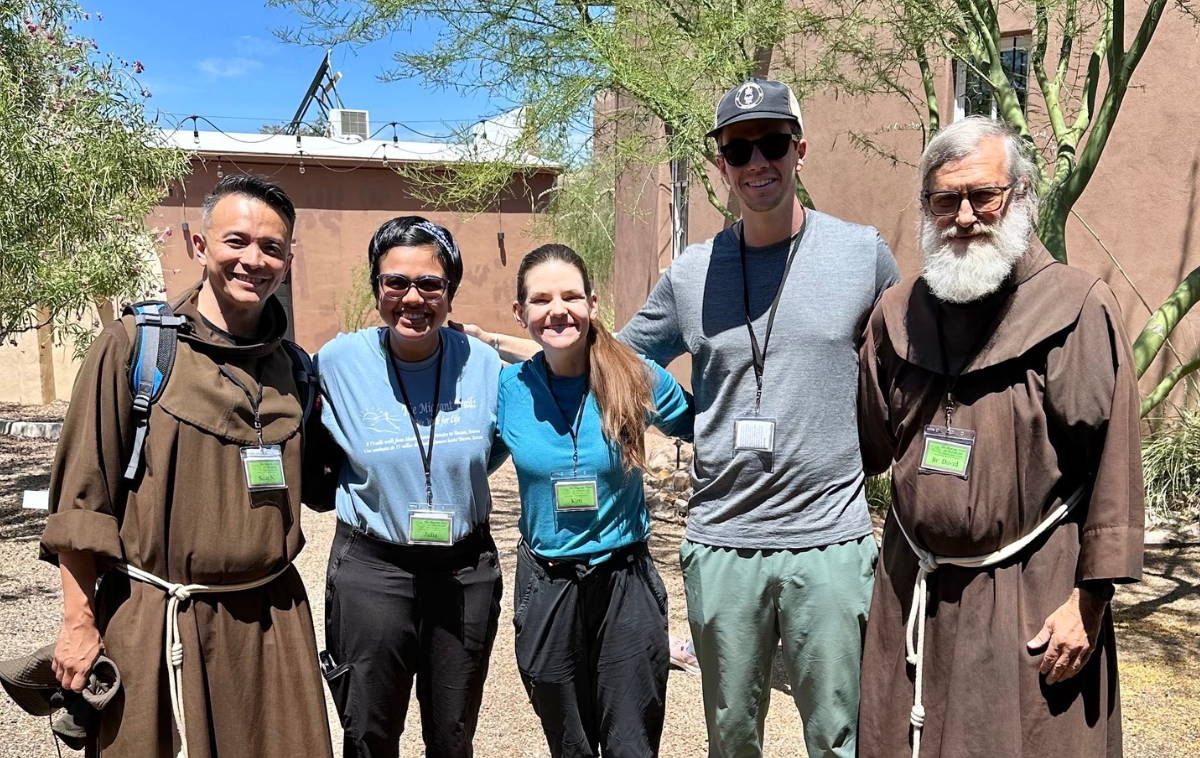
top-left (497, 244), bottom-right (693, 758)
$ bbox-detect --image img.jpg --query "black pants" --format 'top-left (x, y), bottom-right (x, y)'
top-left (513, 540), bottom-right (670, 758)
top-left (324, 520), bottom-right (502, 758)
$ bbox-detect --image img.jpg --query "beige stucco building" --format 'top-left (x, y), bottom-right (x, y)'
top-left (610, 8), bottom-right (1200, 410)
top-left (0, 129), bottom-right (555, 404)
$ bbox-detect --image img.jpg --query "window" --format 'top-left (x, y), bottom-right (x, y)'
top-left (954, 35), bottom-right (1030, 121)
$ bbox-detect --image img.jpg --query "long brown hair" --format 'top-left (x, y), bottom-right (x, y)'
top-left (517, 244), bottom-right (653, 472)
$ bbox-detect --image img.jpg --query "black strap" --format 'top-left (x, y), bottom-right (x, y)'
top-left (931, 290), bottom-right (1012, 427)
top-left (739, 219), bottom-right (806, 413)
top-left (542, 359), bottom-right (589, 475)
top-left (218, 364), bottom-right (266, 445)
top-left (382, 329), bottom-right (445, 507)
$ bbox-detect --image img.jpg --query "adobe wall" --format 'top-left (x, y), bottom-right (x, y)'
top-left (614, 8), bottom-right (1200, 410)
top-left (151, 158), bottom-right (556, 354)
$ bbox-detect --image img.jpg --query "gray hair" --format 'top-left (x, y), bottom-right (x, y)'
top-left (918, 117), bottom-right (1039, 209)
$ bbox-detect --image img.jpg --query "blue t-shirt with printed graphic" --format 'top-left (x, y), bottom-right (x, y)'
top-left (498, 353), bottom-right (693, 564)
top-left (316, 326), bottom-right (508, 544)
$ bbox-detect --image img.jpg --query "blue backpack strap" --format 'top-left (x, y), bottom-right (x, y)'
top-left (282, 340), bottom-right (316, 424)
top-left (122, 301), bottom-right (187, 482)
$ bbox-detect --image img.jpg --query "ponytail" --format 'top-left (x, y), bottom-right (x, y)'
top-left (588, 321), bottom-right (653, 472)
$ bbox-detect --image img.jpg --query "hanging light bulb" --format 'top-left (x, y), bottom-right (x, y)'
top-left (216, 158), bottom-right (224, 180)
top-left (382, 147), bottom-right (389, 168)
top-left (299, 160), bottom-right (305, 175)
top-left (192, 116), bottom-right (200, 147)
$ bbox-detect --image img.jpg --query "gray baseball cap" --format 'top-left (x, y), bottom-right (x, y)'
top-left (707, 78), bottom-right (804, 140)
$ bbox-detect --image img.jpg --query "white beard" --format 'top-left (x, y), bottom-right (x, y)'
top-left (920, 201), bottom-right (1034, 304)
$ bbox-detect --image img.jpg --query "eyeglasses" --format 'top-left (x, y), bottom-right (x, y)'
top-left (922, 184), bottom-right (1015, 217)
top-left (376, 273), bottom-right (449, 299)
top-left (718, 133), bottom-right (799, 167)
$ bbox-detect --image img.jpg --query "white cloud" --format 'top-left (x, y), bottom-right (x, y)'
top-left (196, 57), bottom-right (264, 79)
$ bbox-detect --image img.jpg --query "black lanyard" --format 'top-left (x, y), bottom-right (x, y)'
top-left (382, 329), bottom-right (445, 507)
top-left (739, 219), bottom-right (806, 414)
top-left (543, 360), bottom-right (589, 475)
top-left (219, 364), bottom-right (266, 446)
top-left (931, 292), bottom-right (1011, 428)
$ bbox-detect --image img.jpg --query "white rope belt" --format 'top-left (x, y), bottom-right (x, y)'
top-left (895, 484), bottom-right (1087, 758)
top-left (115, 562), bottom-right (290, 758)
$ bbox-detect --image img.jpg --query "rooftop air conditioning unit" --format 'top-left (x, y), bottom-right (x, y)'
top-left (328, 109), bottom-right (370, 142)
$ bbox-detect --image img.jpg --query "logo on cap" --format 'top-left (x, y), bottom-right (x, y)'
top-left (734, 82), bottom-right (764, 110)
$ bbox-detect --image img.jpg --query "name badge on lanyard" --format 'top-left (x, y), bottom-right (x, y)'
top-left (919, 425), bottom-right (976, 479)
top-left (544, 363), bottom-right (598, 513)
top-left (218, 364), bottom-right (288, 493)
top-left (241, 445), bottom-right (287, 490)
top-left (733, 415), bottom-right (776, 453)
top-left (736, 221), bottom-right (804, 457)
top-left (386, 331), bottom-right (456, 546)
top-left (409, 508), bottom-right (456, 545)
top-left (552, 471), bottom-right (599, 512)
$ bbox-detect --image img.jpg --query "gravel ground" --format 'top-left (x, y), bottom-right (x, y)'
top-left (0, 425), bottom-right (1196, 757)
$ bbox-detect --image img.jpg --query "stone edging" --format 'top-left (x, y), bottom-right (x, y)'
top-left (0, 418), bottom-right (63, 440)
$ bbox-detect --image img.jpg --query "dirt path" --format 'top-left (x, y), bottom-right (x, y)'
top-left (0, 428), bottom-right (1196, 756)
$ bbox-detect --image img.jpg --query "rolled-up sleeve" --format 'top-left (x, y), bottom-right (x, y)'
top-left (1045, 283), bottom-right (1144, 584)
top-left (40, 325), bottom-right (133, 567)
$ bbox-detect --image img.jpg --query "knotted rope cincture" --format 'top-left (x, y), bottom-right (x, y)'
top-left (116, 563), bottom-right (289, 758)
top-left (895, 484), bottom-right (1087, 758)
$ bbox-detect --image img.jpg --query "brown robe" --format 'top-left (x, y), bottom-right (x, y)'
top-left (40, 283), bottom-right (333, 758)
top-left (856, 247), bottom-right (1144, 758)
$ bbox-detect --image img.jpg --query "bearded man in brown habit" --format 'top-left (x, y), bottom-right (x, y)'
top-left (856, 117), bottom-right (1144, 758)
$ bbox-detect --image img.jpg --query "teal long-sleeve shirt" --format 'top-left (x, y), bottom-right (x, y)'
top-left (498, 353), bottom-right (693, 564)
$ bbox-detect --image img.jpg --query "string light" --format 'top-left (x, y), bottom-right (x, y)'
top-left (192, 115), bottom-right (200, 147)
top-left (298, 159), bottom-right (305, 175)
top-left (216, 158), bottom-right (224, 179)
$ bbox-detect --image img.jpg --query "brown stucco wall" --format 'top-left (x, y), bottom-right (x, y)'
top-left (149, 158), bottom-right (556, 354)
top-left (613, 8), bottom-right (1200, 410)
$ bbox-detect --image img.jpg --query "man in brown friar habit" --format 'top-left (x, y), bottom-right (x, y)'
top-left (856, 117), bottom-right (1144, 758)
top-left (40, 175), bottom-right (334, 758)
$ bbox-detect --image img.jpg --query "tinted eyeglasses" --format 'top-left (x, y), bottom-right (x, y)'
top-left (376, 273), bottom-right (450, 300)
top-left (718, 133), bottom-right (799, 167)
top-left (922, 183), bottom-right (1015, 217)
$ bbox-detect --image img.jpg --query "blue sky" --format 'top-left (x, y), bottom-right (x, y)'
top-left (79, 1), bottom-right (501, 140)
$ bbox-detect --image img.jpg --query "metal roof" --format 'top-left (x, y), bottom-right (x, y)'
top-left (154, 129), bottom-right (556, 170)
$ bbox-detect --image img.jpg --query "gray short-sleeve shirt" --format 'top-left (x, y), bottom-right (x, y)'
top-left (619, 210), bottom-right (900, 550)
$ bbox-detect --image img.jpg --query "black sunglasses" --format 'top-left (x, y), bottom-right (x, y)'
top-left (376, 273), bottom-right (449, 299)
top-left (718, 133), bottom-right (799, 167)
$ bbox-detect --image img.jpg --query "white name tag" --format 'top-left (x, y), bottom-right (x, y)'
top-left (734, 416), bottom-right (776, 453)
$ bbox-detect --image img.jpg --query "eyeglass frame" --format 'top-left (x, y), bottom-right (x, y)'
top-left (921, 182), bottom-right (1018, 217)
top-left (716, 132), bottom-right (801, 167)
top-left (375, 273), bottom-right (451, 300)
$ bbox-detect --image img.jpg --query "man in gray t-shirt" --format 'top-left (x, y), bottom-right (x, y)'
top-left (475, 79), bottom-right (898, 758)
top-left (623, 79), bottom-right (897, 758)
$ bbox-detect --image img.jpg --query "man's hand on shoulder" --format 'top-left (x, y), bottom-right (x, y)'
top-left (1026, 587), bottom-right (1106, 684)
top-left (451, 322), bottom-right (539, 363)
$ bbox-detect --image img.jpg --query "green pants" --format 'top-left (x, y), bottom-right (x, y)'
top-left (679, 536), bottom-right (877, 758)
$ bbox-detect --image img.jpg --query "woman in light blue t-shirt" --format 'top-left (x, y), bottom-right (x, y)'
top-left (498, 244), bottom-right (693, 758)
top-left (308, 216), bottom-right (508, 758)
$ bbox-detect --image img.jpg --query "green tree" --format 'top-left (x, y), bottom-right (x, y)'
top-left (817, 0), bottom-right (1198, 414)
top-left (0, 1), bottom-right (188, 348)
top-left (270, 0), bottom-right (831, 215)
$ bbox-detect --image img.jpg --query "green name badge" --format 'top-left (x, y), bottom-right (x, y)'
top-left (409, 511), bottom-right (454, 545)
top-left (554, 478), bottom-right (599, 512)
top-left (919, 425), bottom-right (976, 479)
top-left (241, 445), bottom-right (287, 491)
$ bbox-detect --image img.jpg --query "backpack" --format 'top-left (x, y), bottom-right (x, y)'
top-left (121, 300), bottom-right (317, 482)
